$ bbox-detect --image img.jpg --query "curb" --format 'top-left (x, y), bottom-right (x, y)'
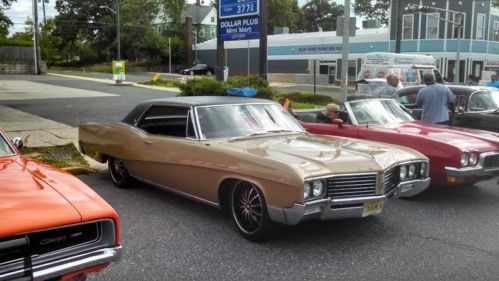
top-left (62, 166), bottom-right (96, 175)
top-left (133, 83), bottom-right (181, 93)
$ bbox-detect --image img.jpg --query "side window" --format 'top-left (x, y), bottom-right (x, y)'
top-left (457, 95), bottom-right (467, 110)
top-left (138, 106), bottom-right (194, 138)
top-left (399, 91), bottom-right (418, 106)
top-left (434, 70), bottom-right (443, 83)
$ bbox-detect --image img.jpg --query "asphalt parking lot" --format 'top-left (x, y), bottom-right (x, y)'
top-left (82, 171), bottom-right (499, 281)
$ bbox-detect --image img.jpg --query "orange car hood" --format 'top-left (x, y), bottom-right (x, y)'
top-left (0, 156), bottom-right (118, 238)
top-left (0, 156), bottom-right (81, 237)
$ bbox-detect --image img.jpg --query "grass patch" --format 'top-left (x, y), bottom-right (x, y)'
top-left (139, 78), bottom-right (180, 88)
top-left (21, 143), bottom-right (89, 169)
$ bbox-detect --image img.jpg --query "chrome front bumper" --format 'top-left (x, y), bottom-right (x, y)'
top-left (1, 246), bottom-right (122, 281)
top-left (445, 166), bottom-right (499, 178)
top-left (268, 178), bottom-right (430, 225)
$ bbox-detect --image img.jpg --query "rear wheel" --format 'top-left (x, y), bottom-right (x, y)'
top-left (230, 181), bottom-right (276, 241)
top-left (108, 157), bottom-right (133, 188)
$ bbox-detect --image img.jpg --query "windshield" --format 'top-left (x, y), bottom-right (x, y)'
top-left (196, 104), bottom-right (304, 139)
top-left (484, 88), bottom-right (499, 107)
top-left (0, 134), bottom-right (15, 157)
top-left (469, 91), bottom-right (498, 111)
top-left (348, 99), bottom-right (414, 125)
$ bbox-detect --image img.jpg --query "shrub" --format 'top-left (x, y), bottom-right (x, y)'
top-left (225, 75), bottom-right (269, 88)
top-left (0, 38), bottom-right (32, 46)
top-left (179, 77), bottom-right (225, 96)
top-left (276, 92), bottom-right (338, 105)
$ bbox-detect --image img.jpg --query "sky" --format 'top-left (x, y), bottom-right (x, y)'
top-left (4, 0), bottom-right (342, 35)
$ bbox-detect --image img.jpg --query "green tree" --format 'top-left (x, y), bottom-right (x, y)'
top-left (353, 0), bottom-right (390, 25)
top-left (0, 0), bottom-right (16, 38)
top-left (159, 0), bottom-right (185, 32)
top-left (301, 0), bottom-right (344, 32)
top-left (40, 19), bottom-right (63, 65)
top-left (268, 0), bottom-right (301, 34)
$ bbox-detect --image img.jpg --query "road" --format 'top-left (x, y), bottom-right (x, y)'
top-left (1, 75), bottom-right (498, 280)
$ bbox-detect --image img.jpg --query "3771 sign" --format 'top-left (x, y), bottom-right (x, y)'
top-left (219, 0), bottom-right (259, 19)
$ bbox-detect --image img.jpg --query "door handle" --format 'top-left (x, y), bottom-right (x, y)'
top-left (144, 140), bottom-right (154, 144)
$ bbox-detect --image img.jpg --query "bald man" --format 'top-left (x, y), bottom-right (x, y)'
top-left (416, 73), bottom-right (455, 124)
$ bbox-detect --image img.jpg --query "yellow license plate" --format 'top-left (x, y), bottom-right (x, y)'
top-left (362, 201), bottom-right (384, 217)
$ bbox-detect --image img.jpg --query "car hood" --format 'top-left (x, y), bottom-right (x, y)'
top-left (375, 121), bottom-right (499, 151)
top-left (0, 156), bottom-right (118, 238)
top-left (0, 156), bottom-right (82, 237)
top-left (216, 133), bottom-right (425, 178)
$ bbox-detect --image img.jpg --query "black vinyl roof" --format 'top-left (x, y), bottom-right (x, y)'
top-left (122, 96), bottom-right (274, 125)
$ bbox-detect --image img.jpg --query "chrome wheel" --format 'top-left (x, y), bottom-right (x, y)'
top-left (232, 181), bottom-right (263, 234)
top-left (108, 157), bottom-right (132, 188)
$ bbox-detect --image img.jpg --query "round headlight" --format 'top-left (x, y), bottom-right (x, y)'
top-left (304, 182), bottom-right (311, 199)
top-left (408, 164), bottom-right (416, 178)
top-left (312, 180), bottom-right (324, 197)
top-left (420, 162), bottom-right (427, 177)
top-left (400, 165), bottom-right (407, 180)
top-left (469, 152), bottom-right (478, 166)
top-left (460, 153), bottom-right (469, 167)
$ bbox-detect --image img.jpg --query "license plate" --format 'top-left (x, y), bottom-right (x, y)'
top-left (362, 201), bottom-right (384, 217)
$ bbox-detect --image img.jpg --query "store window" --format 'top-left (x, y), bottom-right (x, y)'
top-left (403, 14), bottom-right (414, 39)
top-left (426, 13), bottom-right (439, 39)
top-left (452, 13), bottom-right (465, 39)
top-left (476, 14), bottom-right (486, 40)
top-left (494, 21), bottom-right (499, 41)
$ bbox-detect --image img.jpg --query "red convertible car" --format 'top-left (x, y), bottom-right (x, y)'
top-left (299, 98), bottom-right (499, 186)
top-left (0, 129), bottom-right (122, 280)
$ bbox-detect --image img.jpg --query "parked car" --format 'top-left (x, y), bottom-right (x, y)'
top-left (0, 129), bottom-right (121, 280)
top-left (179, 64), bottom-right (214, 76)
top-left (79, 97), bottom-right (429, 241)
top-left (398, 85), bottom-right (499, 132)
top-left (298, 98), bottom-right (499, 186)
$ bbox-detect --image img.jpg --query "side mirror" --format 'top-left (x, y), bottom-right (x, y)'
top-left (11, 137), bottom-right (23, 150)
top-left (331, 118), bottom-right (344, 128)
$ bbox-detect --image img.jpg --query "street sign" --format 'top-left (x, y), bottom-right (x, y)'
top-left (219, 0), bottom-right (259, 19)
top-left (112, 60), bottom-right (126, 81)
top-left (219, 16), bottom-right (260, 41)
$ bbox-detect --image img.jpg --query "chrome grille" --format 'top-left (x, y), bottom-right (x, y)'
top-left (483, 154), bottom-right (499, 169)
top-left (326, 174), bottom-right (377, 199)
top-left (384, 166), bottom-right (400, 195)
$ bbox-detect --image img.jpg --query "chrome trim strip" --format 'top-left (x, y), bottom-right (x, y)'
top-left (304, 172), bottom-right (379, 182)
top-left (131, 175), bottom-right (220, 208)
top-left (30, 246), bottom-right (122, 281)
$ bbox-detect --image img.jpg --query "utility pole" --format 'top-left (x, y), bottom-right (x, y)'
top-left (42, 0), bottom-right (47, 25)
top-left (395, 0), bottom-right (402, 53)
top-left (32, 0), bottom-right (41, 75)
top-left (259, 0), bottom-right (268, 80)
top-left (340, 0), bottom-right (350, 103)
top-left (116, 0), bottom-right (121, 60)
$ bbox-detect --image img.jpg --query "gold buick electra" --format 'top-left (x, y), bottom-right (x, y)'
top-left (79, 97), bottom-right (430, 240)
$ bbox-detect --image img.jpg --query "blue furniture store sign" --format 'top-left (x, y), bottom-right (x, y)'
top-left (219, 16), bottom-right (260, 41)
top-left (219, 0), bottom-right (259, 19)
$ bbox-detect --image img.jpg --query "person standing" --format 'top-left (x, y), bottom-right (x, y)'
top-left (373, 73), bottom-right (400, 99)
top-left (416, 73), bottom-right (455, 125)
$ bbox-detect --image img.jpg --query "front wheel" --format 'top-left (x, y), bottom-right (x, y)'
top-left (230, 181), bottom-right (276, 241)
top-left (108, 157), bottom-right (133, 188)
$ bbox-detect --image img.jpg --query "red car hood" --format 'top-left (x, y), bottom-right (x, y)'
top-left (0, 156), bottom-right (118, 238)
top-left (374, 121), bottom-right (499, 151)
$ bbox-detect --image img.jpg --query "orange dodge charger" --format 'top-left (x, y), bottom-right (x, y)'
top-left (0, 129), bottom-right (121, 281)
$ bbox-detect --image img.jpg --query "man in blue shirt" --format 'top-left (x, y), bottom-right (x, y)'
top-left (416, 73), bottom-right (455, 124)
